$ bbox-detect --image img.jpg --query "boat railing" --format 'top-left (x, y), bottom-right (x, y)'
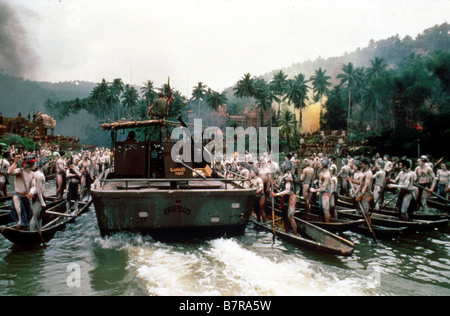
top-left (96, 177), bottom-right (252, 190)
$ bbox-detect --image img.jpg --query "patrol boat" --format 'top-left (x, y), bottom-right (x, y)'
top-left (91, 117), bottom-right (256, 239)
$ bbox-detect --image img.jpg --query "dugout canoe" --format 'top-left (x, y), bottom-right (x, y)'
top-left (0, 197), bottom-right (92, 246)
top-left (250, 210), bottom-right (355, 256)
top-left (267, 201), bottom-right (365, 233)
top-left (337, 194), bottom-right (449, 220)
top-left (353, 224), bottom-right (408, 238)
top-left (337, 209), bottom-right (449, 231)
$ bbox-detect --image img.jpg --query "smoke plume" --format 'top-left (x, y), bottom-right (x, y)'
top-left (0, 2), bottom-right (39, 78)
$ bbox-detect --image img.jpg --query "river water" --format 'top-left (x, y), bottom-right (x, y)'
top-left (0, 180), bottom-right (449, 296)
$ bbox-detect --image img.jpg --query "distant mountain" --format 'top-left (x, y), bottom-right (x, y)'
top-left (0, 22), bottom-right (448, 143)
top-left (258, 22), bottom-right (449, 84)
top-left (0, 72), bottom-right (97, 117)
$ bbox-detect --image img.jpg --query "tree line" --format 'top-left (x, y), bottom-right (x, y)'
top-left (44, 50), bottom-right (449, 158)
top-left (42, 22), bottom-right (449, 157)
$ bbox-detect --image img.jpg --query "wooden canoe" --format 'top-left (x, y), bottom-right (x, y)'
top-left (0, 194), bottom-right (13, 203)
top-left (427, 197), bottom-right (450, 213)
top-left (250, 210), bottom-right (355, 256)
top-left (293, 199), bottom-right (409, 238)
top-left (267, 202), bottom-right (365, 233)
top-left (336, 195), bottom-right (448, 221)
top-left (353, 224), bottom-right (408, 238)
top-left (0, 197), bottom-right (92, 246)
top-left (0, 196), bottom-right (66, 225)
top-left (337, 209), bottom-right (449, 230)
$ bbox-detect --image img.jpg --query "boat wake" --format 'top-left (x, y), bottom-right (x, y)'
top-left (95, 234), bottom-right (380, 296)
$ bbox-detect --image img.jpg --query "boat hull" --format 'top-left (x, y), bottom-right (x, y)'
top-left (250, 213), bottom-right (355, 256)
top-left (0, 199), bottom-right (92, 245)
top-left (91, 187), bottom-right (255, 239)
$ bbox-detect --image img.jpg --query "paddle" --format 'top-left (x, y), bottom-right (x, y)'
top-left (307, 165), bottom-right (318, 212)
top-left (349, 181), bottom-right (378, 244)
top-left (381, 194), bottom-right (398, 207)
top-left (415, 183), bottom-right (450, 203)
top-left (270, 177), bottom-right (276, 242)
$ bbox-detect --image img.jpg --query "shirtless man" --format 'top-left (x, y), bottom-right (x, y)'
top-left (337, 158), bottom-right (351, 197)
top-left (329, 167), bottom-right (338, 219)
top-left (0, 151), bottom-right (11, 197)
top-left (372, 160), bottom-right (386, 212)
top-left (250, 169), bottom-right (266, 222)
top-left (29, 158), bottom-right (47, 231)
top-left (388, 160), bottom-right (414, 220)
top-left (310, 159), bottom-right (332, 223)
top-left (290, 153), bottom-right (300, 179)
top-left (78, 152), bottom-right (92, 201)
top-left (349, 160), bottom-right (363, 195)
top-left (56, 150), bottom-right (67, 199)
top-left (258, 160), bottom-right (271, 196)
top-left (300, 158), bottom-right (314, 213)
top-left (7, 154), bottom-right (37, 230)
top-left (383, 155), bottom-right (393, 176)
top-left (239, 163), bottom-right (250, 180)
top-left (66, 158), bottom-right (82, 212)
top-left (271, 163), bottom-right (297, 235)
top-left (436, 162), bottom-right (449, 200)
top-left (414, 156), bottom-right (436, 213)
top-left (353, 158), bottom-right (374, 224)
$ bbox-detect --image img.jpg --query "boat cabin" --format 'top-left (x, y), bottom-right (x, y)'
top-left (100, 118), bottom-right (212, 180)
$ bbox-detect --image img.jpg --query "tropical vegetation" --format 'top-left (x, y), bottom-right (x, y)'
top-left (0, 23), bottom-right (448, 157)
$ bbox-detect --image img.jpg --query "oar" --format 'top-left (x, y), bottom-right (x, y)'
top-left (415, 183), bottom-right (450, 203)
top-left (45, 210), bottom-right (77, 218)
top-left (270, 177), bottom-right (276, 242)
top-left (307, 166), bottom-right (318, 211)
top-left (349, 181), bottom-right (378, 244)
top-left (382, 194), bottom-right (398, 207)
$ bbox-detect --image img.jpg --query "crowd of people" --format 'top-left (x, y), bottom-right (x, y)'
top-left (0, 143), bottom-right (111, 231)
top-left (214, 151), bottom-right (450, 235)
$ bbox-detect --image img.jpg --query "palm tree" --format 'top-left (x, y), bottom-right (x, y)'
top-left (191, 82), bottom-right (208, 115)
top-left (277, 109), bottom-right (296, 152)
top-left (337, 62), bottom-right (357, 130)
top-left (206, 89), bottom-right (228, 111)
top-left (310, 67), bottom-right (331, 120)
top-left (121, 84), bottom-right (139, 119)
top-left (233, 73), bottom-right (256, 107)
top-left (253, 78), bottom-right (274, 127)
top-left (109, 78), bottom-right (124, 120)
top-left (365, 57), bottom-right (387, 130)
top-left (284, 73), bottom-right (309, 129)
top-left (89, 79), bottom-right (110, 118)
top-left (140, 80), bottom-right (158, 112)
top-left (270, 70), bottom-right (288, 118)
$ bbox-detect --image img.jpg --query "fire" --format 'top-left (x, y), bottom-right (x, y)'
top-left (287, 99), bottom-right (321, 133)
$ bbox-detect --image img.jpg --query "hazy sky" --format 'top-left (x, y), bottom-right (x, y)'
top-left (6, 0), bottom-right (450, 96)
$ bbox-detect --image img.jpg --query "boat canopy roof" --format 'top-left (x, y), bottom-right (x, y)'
top-left (100, 119), bottom-right (180, 131)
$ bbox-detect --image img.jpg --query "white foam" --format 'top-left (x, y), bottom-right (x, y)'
top-left (123, 237), bottom-right (373, 296)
